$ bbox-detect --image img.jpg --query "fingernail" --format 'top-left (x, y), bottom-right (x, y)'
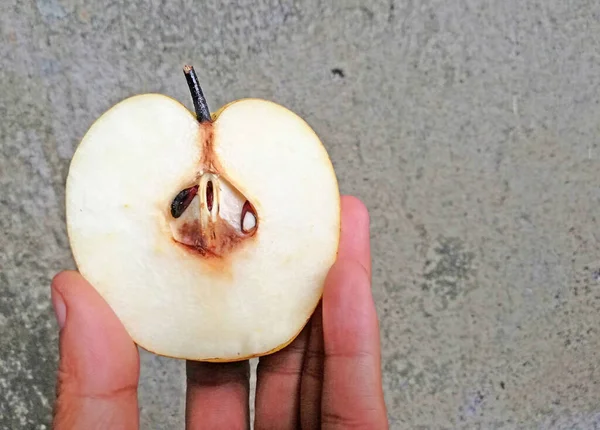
top-left (51, 288), bottom-right (66, 329)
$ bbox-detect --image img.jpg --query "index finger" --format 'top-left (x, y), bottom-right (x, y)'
top-left (321, 197), bottom-right (388, 429)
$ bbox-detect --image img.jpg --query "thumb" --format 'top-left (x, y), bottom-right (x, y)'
top-left (51, 271), bottom-right (140, 430)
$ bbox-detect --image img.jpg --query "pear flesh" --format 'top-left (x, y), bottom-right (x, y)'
top-left (66, 90), bottom-right (340, 361)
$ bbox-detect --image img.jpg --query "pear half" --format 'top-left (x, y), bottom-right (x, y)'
top-left (66, 66), bottom-right (340, 361)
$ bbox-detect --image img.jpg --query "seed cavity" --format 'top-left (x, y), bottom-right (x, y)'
top-left (170, 176), bottom-right (258, 259)
top-left (171, 186), bottom-right (198, 218)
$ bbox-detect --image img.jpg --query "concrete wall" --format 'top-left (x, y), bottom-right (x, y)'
top-left (2, 1), bottom-right (600, 428)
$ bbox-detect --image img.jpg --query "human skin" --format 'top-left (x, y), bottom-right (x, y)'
top-left (50, 195), bottom-right (389, 429)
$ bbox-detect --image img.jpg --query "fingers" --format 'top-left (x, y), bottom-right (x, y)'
top-left (254, 195), bottom-right (369, 428)
top-left (253, 326), bottom-right (309, 429)
top-left (299, 303), bottom-right (324, 429)
top-left (51, 271), bottom-right (140, 430)
top-left (321, 198), bottom-right (388, 429)
top-left (185, 360), bottom-right (250, 430)
top-left (301, 195), bottom-right (373, 428)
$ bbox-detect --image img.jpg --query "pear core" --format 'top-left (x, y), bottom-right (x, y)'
top-left (66, 70), bottom-right (340, 361)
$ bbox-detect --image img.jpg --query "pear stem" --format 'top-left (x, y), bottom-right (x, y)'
top-left (183, 65), bottom-right (211, 123)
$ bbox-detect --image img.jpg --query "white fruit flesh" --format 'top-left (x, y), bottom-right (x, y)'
top-left (242, 210), bottom-right (256, 232)
top-left (66, 94), bottom-right (340, 361)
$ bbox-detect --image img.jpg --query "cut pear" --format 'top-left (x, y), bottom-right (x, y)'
top-left (66, 66), bottom-right (340, 361)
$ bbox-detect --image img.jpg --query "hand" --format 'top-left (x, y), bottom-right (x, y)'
top-left (51, 196), bottom-right (388, 429)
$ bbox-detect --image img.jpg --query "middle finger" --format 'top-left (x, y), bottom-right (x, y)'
top-left (186, 360), bottom-right (251, 430)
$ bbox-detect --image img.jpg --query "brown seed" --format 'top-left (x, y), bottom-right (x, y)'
top-left (171, 185), bottom-right (198, 218)
top-left (207, 180), bottom-right (214, 212)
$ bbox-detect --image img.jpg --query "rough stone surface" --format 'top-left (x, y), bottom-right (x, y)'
top-left (2, 0), bottom-right (600, 428)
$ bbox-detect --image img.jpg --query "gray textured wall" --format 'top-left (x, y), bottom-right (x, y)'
top-left (2, 0), bottom-right (600, 428)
